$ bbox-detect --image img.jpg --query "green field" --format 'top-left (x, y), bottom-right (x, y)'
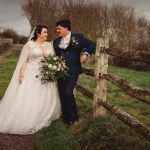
top-left (0, 47), bottom-right (7, 55)
top-left (0, 49), bottom-right (150, 150)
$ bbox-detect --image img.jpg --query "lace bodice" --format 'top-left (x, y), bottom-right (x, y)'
top-left (28, 41), bottom-right (55, 65)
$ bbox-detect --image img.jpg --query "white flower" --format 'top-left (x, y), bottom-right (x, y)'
top-left (52, 65), bottom-right (57, 70)
top-left (57, 68), bottom-right (60, 71)
top-left (72, 36), bottom-right (79, 45)
top-left (48, 64), bottom-right (52, 69)
top-left (53, 57), bottom-right (58, 61)
top-left (55, 62), bottom-right (59, 64)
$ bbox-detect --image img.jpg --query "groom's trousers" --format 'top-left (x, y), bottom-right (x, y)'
top-left (57, 74), bottom-right (79, 123)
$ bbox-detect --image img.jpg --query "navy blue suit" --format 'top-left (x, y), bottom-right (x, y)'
top-left (53, 32), bottom-right (96, 123)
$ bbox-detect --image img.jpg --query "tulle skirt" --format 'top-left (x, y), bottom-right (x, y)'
top-left (0, 63), bottom-right (61, 134)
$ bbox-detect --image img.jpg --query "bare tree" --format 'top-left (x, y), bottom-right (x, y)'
top-left (22, 0), bottom-right (63, 39)
top-left (22, 0), bottom-right (150, 51)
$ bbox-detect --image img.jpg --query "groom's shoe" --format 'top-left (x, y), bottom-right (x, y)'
top-left (68, 121), bottom-right (75, 126)
top-left (63, 120), bottom-right (73, 126)
top-left (65, 121), bottom-right (74, 128)
top-left (63, 117), bottom-right (78, 127)
top-left (66, 120), bottom-right (78, 127)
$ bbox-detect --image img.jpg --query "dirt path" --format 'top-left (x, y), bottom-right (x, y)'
top-left (0, 133), bottom-right (35, 150)
top-left (0, 44), bottom-right (23, 62)
top-left (0, 44), bottom-right (36, 150)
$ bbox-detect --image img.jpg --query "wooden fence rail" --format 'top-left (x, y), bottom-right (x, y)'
top-left (98, 99), bottom-right (150, 141)
top-left (101, 74), bottom-right (150, 104)
top-left (0, 38), bottom-right (13, 46)
top-left (82, 68), bottom-right (150, 104)
top-left (102, 47), bottom-right (150, 64)
top-left (75, 38), bottom-right (150, 142)
top-left (76, 85), bottom-right (150, 141)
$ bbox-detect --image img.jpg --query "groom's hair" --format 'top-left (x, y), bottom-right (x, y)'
top-left (56, 19), bottom-right (71, 31)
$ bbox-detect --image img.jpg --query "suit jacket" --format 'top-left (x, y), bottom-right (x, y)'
top-left (53, 32), bottom-right (96, 75)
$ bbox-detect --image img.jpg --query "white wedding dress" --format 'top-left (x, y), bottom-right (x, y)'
top-left (0, 41), bottom-right (61, 134)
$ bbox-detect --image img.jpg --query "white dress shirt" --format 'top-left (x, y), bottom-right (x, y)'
top-left (59, 32), bottom-right (71, 49)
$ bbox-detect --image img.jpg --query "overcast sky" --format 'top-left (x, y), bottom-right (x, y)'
top-left (0, 0), bottom-right (150, 36)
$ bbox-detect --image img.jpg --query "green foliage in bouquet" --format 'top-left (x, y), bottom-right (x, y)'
top-left (36, 54), bottom-right (69, 84)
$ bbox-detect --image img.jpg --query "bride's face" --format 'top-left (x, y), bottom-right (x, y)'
top-left (38, 28), bottom-right (48, 41)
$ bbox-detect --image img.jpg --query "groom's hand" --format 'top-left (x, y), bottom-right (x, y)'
top-left (80, 54), bottom-right (88, 63)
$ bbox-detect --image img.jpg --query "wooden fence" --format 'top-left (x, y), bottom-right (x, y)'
top-left (76, 38), bottom-right (150, 142)
top-left (0, 38), bottom-right (13, 45)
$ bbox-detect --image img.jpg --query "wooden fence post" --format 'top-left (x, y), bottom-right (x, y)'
top-left (93, 37), bottom-right (109, 117)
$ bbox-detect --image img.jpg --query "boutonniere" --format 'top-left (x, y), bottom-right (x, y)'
top-left (71, 36), bottom-right (79, 46)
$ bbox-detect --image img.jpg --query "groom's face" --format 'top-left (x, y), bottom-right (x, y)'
top-left (56, 25), bottom-right (69, 37)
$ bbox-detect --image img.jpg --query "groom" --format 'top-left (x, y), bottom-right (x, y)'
top-left (53, 19), bottom-right (96, 125)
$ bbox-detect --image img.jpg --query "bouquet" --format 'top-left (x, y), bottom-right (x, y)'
top-left (36, 54), bottom-right (69, 84)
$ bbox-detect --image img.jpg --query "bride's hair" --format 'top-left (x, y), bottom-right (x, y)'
top-left (31, 24), bottom-right (48, 41)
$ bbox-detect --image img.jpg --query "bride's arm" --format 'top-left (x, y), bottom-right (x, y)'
top-left (18, 42), bottom-right (30, 83)
top-left (19, 57), bottom-right (28, 83)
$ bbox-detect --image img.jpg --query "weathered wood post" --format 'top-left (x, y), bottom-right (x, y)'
top-left (93, 38), bottom-right (109, 117)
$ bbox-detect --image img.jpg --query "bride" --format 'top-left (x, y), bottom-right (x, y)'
top-left (0, 25), bottom-right (61, 134)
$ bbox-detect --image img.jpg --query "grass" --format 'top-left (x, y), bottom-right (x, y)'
top-left (78, 64), bottom-right (150, 126)
top-left (73, 115), bottom-right (150, 150)
top-left (0, 49), bottom-right (20, 98)
top-left (0, 51), bottom-right (150, 149)
top-left (35, 121), bottom-right (81, 150)
top-left (0, 47), bottom-right (9, 55)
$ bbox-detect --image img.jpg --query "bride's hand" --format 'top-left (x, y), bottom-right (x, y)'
top-left (19, 76), bottom-right (24, 83)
